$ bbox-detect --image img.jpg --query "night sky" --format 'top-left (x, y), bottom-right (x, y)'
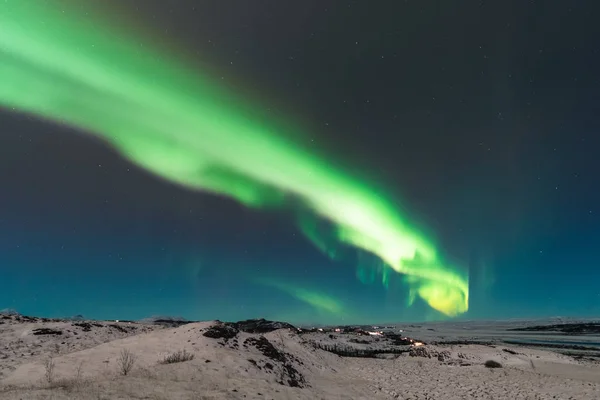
top-left (1, 0), bottom-right (599, 324)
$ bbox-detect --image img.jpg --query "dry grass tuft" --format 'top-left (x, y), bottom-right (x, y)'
top-left (159, 349), bottom-right (195, 364)
top-left (43, 357), bottom-right (55, 383)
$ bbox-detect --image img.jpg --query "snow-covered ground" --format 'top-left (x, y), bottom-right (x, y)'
top-left (1, 313), bottom-right (599, 399)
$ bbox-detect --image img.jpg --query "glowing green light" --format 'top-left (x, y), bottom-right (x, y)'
top-left (0, 1), bottom-right (468, 316)
top-left (255, 278), bottom-right (344, 315)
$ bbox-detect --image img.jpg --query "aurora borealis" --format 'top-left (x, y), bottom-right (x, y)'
top-left (1, 1), bottom-right (599, 323)
top-left (0, 1), bottom-right (467, 316)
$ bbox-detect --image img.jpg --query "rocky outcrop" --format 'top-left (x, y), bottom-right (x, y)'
top-left (202, 323), bottom-right (239, 340)
top-left (437, 350), bottom-right (451, 361)
top-left (230, 319), bottom-right (296, 334)
top-left (409, 346), bottom-right (432, 358)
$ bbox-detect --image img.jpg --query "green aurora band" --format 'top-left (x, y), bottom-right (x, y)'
top-left (0, 1), bottom-right (468, 316)
top-left (254, 278), bottom-right (344, 316)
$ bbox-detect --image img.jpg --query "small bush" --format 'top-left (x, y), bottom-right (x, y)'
top-left (160, 349), bottom-right (195, 364)
top-left (117, 349), bottom-right (137, 375)
top-left (484, 360), bottom-right (503, 368)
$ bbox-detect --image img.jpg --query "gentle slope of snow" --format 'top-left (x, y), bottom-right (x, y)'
top-left (1, 315), bottom-right (599, 399)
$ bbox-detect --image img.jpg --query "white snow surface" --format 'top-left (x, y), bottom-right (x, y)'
top-left (0, 315), bottom-right (599, 399)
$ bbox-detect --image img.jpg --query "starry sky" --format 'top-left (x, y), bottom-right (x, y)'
top-left (1, 0), bottom-right (599, 324)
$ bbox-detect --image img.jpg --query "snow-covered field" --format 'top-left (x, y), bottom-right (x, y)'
top-left (1, 313), bottom-right (599, 399)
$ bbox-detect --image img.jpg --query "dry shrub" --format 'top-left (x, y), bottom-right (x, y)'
top-left (117, 349), bottom-right (137, 375)
top-left (160, 349), bottom-right (195, 364)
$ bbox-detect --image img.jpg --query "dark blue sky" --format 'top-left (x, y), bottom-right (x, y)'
top-left (1, 0), bottom-right (599, 323)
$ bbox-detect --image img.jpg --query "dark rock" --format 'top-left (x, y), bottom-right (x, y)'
top-left (32, 328), bottom-right (63, 336)
top-left (108, 324), bottom-right (127, 333)
top-left (72, 322), bottom-right (92, 332)
top-left (229, 319), bottom-right (296, 334)
top-left (409, 346), bottom-right (431, 358)
top-left (202, 323), bottom-right (239, 340)
top-left (283, 364), bottom-right (304, 387)
top-left (244, 337), bottom-right (286, 363)
top-left (437, 350), bottom-right (451, 361)
top-left (244, 336), bottom-right (306, 388)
